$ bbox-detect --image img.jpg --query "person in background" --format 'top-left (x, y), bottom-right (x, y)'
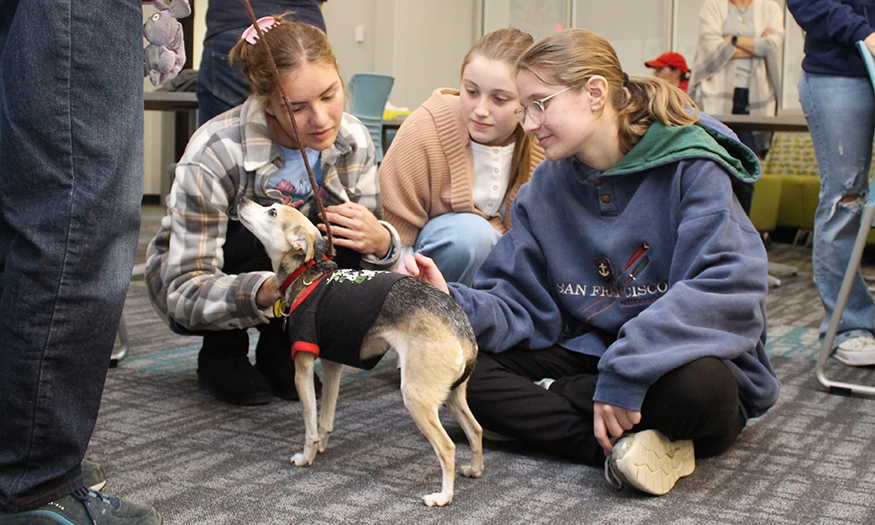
top-left (0, 0), bottom-right (165, 523)
top-left (787, 0), bottom-right (875, 367)
top-left (402, 28), bottom-right (779, 497)
top-left (689, 0), bottom-right (784, 214)
top-left (644, 51), bottom-right (690, 93)
top-left (379, 28), bottom-right (545, 286)
top-left (146, 18), bottom-right (399, 406)
top-left (197, 0), bottom-right (327, 127)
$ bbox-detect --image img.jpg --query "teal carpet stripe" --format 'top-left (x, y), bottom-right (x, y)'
top-left (124, 326), bottom-right (821, 380)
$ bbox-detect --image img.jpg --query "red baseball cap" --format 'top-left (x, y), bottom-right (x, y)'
top-left (644, 52), bottom-right (689, 75)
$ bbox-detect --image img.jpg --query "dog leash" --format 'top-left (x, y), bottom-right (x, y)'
top-left (238, 0), bottom-right (335, 259)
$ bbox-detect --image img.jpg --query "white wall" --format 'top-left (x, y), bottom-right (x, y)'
top-left (142, 0), bottom-right (807, 197)
top-left (573, 0), bottom-right (673, 78)
top-left (324, 0), bottom-right (479, 110)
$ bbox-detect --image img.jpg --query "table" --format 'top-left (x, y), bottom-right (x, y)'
top-left (144, 91), bottom-right (198, 160)
top-left (144, 91), bottom-right (198, 111)
top-left (386, 113), bottom-right (809, 135)
top-left (711, 113), bottom-right (809, 133)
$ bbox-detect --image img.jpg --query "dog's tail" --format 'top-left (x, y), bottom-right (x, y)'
top-left (450, 357), bottom-right (476, 391)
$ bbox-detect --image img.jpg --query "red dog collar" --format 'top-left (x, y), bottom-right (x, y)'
top-left (278, 256), bottom-right (330, 295)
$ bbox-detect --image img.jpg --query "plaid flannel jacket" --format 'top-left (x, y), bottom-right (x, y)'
top-left (145, 97), bottom-right (391, 332)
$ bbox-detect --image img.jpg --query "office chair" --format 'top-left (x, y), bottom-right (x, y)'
top-left (347, 73), bottom-right (394, 162)
top-left (813, 41), bottom-right (875, 397)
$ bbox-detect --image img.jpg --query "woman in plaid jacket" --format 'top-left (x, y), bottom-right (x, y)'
top-left (146, 18), bottom-right (400, 406)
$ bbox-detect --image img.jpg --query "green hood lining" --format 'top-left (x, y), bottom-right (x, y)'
top-left (603, 120), bottom-right (761, 183)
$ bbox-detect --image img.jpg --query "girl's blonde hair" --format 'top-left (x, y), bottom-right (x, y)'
top-left (229, 16), bottom-right (339, 106)
top-left (462, 28), bottom-right (537, 207)
top-left (517, 29), bottom-right (699, 154)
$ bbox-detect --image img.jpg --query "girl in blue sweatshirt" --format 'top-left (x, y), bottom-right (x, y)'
top-left (402, 29), bottom-right (780, 496)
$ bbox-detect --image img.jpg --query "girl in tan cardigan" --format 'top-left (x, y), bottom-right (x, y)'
top-left (379, 28), bottom-right (545, 285)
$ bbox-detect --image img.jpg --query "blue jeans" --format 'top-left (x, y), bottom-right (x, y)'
top-left (799, 71), bottom-right (875, 345)
top-left (0, 0), bottom-right (143, 511)
top-left (196, 29), bottom-right (250, 127)
top-left (414, 213), bottom-right (502, 286)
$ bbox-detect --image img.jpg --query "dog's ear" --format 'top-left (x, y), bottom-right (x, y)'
top-left (288, 223), bottom-right (316, 262)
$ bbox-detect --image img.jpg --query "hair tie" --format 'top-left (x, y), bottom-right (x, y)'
top-left (242, 16), bottom-right (280, 45)
top-left (623, 72), bottom-right (630, 87)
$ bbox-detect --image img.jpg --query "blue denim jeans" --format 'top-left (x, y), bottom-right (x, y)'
top-left (414, 213), bottom-right (502, 286)
top-left (196, 29), bottom-right (250, 127)
top-left (799, 71), bottom-right (875, 345)
top-left (0, 0), bottom-right (143, 511)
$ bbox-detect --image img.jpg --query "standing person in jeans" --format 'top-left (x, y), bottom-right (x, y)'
top-left (0, 0), bottom-right (165, 523)
top-left (788, 0), bottom-right (875, 367)
top-left (197, 0), bottom-right (326, 127)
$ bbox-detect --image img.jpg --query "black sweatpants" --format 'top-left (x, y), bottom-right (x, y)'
top-left (466, 345), bottom-right (746, 466)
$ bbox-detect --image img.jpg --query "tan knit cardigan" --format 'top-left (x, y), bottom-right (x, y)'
top-left (378, 88), bottom-right (546, 246)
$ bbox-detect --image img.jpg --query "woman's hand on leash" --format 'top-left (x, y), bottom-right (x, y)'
top-left (593, 401), bottom-right (642, 454)
top-left (318, 202), bottom-right (391, 257)
top-left (398, 253), bottom-right (450, 295)
top-left (256, 275), bottom-right (280, 309)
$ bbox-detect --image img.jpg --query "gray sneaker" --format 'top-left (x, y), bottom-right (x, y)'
top-left (0, 487), bottom-right (161, 524)
top-left (604, 429), bottom-right (695, 495)
top-left (82, 459), bottom-right (107, 491)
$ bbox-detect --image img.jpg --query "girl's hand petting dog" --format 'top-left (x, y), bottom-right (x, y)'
top-left (318, 202), bottom-right (391, 258)
top-left (255, 275), bottom-right (280, 309)
top-left (398, 253), bottom-right (450, 295)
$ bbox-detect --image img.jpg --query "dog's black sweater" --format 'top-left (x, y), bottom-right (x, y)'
top-left (287, 269), bottom-right (407, 369)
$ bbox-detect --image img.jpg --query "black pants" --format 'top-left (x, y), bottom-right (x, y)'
top-left (199, 219), bottom-right (286, 360)
top-left (466, 346), bottom-right (745, 466)
top-left (729, 87), bottom-right (757, 215)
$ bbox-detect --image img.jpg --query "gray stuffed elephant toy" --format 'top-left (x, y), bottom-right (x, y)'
top-left (143, 0), bottom-right (192, 86)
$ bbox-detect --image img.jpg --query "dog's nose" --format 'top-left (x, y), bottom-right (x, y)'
top-left (237, 197), bottom-right (253, 212)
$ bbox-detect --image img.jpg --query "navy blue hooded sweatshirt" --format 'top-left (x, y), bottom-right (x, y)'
top-left (788, 0), bottom-right (875, 77)
top-left (450, 114), bottom-right (780, 422)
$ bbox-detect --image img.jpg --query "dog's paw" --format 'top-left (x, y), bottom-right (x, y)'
top-left (460, 465), bottom-right (482, 478)
top-left (317, 433), bottom-right (330, 453)
top-left (291, 453), bottom-right (314, 467)
top-left (421, 492), bottom-right (452, 507)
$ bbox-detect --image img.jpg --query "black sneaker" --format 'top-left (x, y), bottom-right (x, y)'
top-left (0, 487), bottom-right (161, 524)
top-left (197, 352), bottom-right (273, 406)
top-left (82, 459), bottom-right (107, 491)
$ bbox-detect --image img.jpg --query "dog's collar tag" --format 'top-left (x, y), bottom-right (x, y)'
top-left (274, 298), bottom-right (290, 318)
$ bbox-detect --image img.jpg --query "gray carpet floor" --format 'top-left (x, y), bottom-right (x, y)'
top-left (88, 215), bottom-right (875, 524)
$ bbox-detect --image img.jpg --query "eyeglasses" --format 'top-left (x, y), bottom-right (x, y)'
top-left (514, 86), bottom-right (572, 126)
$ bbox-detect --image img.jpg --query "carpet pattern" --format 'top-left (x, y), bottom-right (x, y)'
top-left (84, 237), bottom-right (875, 524)
top-left (92, 351), bottom-right (875, 524)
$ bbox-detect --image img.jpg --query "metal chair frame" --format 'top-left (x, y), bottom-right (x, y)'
top-left (814, 41), bottom-right (875, 397)
top-left (111, 263), bottom-right (146, 366)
